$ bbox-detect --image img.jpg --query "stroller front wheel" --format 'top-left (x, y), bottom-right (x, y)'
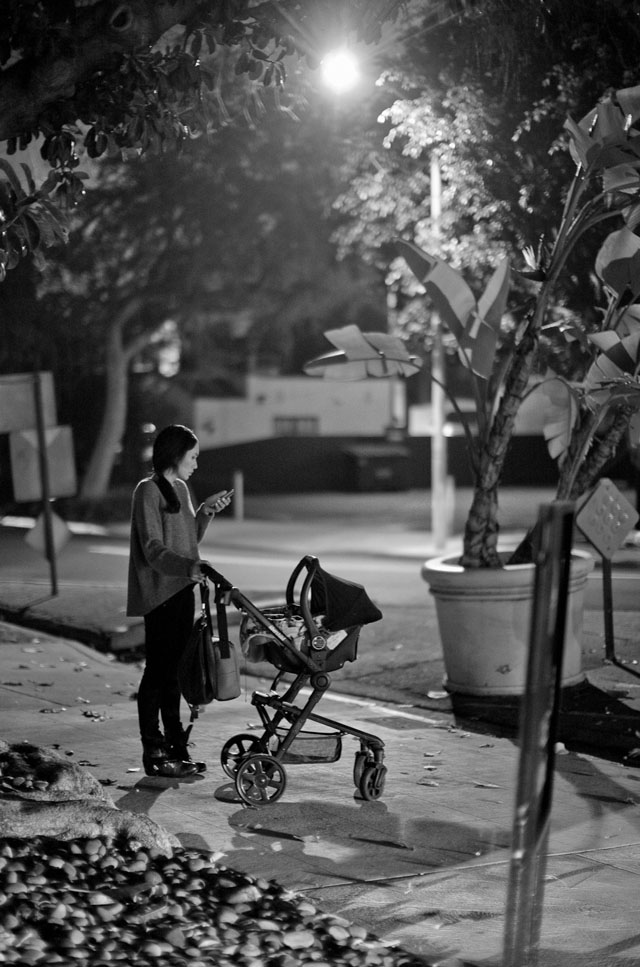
top-left (358, 764), bottom-right (387, 801)
top-left (221, 733), bottom-right (267, 777)
top-left (235, 753), bottom-right (287, 806)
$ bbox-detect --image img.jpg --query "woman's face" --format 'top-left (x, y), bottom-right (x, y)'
top-left (175, 443), bottom-right (199, 481)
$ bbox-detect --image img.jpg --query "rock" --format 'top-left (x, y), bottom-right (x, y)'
top-left (0, 799), bottom-right (179, 853)
top-left (0, 741), bottom-right (115, 804)
top-left (0, 742), bottom-right (177, 854)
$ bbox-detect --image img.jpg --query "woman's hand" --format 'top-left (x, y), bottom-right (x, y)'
top-left (190, 559), bottom-right (211, 582)
top-left (203, 490), bottom-right (233, 517)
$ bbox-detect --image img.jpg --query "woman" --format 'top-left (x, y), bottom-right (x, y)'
top-left (127, 424), bottom-right (232, 777)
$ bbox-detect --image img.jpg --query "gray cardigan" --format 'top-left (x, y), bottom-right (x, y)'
top-left (126, 476), bottom-right (211, 617)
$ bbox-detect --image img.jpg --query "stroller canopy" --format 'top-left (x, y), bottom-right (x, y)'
top-left (310, 564), bottom-right (383, 632)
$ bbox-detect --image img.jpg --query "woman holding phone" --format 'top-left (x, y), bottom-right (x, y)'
top-left (127, 424), bottom-right (233, 777)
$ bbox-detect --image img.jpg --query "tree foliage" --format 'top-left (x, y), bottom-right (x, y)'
top-left (21, 83), bottom-right (388, 494)
top-left (0, 0), bottom-right (403, 277)
top-left (332, 0), bottom-right (640, 333)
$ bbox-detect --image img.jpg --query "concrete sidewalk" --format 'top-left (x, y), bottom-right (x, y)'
top-left (1, 622), bottom-right (640, 967)
top-left (2, 489), bottom-right (640, 965)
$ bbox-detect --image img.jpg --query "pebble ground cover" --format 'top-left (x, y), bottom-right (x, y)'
top-left (0, 835), bottom-right (434, 966)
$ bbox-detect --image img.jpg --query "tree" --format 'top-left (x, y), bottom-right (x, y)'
top-left (33, 87), bottom-right (388, 496)
top-left (0, 0), bottom-right (404, 498)
top-left (331, 0), bottom-right (640, 383)
top-left (0, 0), bottom-right (404, 278)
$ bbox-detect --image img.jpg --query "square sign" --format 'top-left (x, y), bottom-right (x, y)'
top-left (0, 372), bottom-right (56, 433)
top-left (576, 477), bottom-right (639, 559)
top-left (9, 426), bottom-right (77, 501)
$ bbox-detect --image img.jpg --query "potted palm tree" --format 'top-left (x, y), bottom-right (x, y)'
top-left (397, 83), bottom-right (640, 695)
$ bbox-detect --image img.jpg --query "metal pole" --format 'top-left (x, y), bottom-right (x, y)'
top-left (602, 557), bottom-right (616, 661)
top-left (431, 320), bottom-right (447, 550)
top-left (430, 155), bottom-right (448, 551)
top-left (502, 501), bottom-right (574, 966)
top-left (233, 469), bottom-right (244, 521)
top-left (33, 372), bottom-right (58, 596)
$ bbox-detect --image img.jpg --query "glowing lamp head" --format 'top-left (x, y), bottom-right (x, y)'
top-left (320, 47), bottom-right (360, 95)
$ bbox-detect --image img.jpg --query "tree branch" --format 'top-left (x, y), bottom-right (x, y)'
top-left (0, 0), bottom-right (201, 141)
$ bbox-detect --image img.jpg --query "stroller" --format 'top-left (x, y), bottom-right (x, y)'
top-left (203, 555), bottom-right (386, 807)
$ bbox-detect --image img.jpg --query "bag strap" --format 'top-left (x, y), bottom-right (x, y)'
top-left (198, 580), bottom-right (214, 637)
top-left (198, 579), bottom-right (231, 660)
top-left (213, 582), bottom-right (232, 660)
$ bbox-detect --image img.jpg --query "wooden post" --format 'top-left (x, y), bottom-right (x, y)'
top-left (502, 502), bottom-right (574, 966)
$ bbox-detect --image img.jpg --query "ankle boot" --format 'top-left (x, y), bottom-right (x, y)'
top-left (166, 727), bottom-right (207, 773)
top-left (142, 742), bottom-right (198, 778)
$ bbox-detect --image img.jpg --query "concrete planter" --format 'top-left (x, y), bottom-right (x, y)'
top-left (421, 549), bottom-right (594, 696)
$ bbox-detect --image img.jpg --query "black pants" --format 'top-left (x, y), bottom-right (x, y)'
top-left (137, 584), bottom-right (195, 748)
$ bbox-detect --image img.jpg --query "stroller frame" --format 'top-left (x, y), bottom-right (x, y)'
top-left (204, 556), bottom-right (386, 806)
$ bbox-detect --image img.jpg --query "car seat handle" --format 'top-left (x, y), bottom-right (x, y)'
top-left (285, 555), bottom-right (319, 606)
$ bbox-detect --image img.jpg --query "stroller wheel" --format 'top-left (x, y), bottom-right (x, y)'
top-left (358, 764), bottom-right (387, 801)
top-left (235, 753), bottom-right (287, 806)
top-left (221, 733), bottom-right (266, 777)
top-left (353, 751), bottom-right (370, 788)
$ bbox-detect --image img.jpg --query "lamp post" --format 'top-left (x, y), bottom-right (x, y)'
top-left (430, 155), bottom-right (450, 551)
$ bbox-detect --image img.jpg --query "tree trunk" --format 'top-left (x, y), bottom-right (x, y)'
top-left (460, 324), bottom-right (539, 567)
top-left (79, 299), bottom-right (147, 500)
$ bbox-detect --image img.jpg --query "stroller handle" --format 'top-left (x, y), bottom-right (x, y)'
top-left (201, 563), bottom-right (233, 592)
top-left (286, 555), bottom-right (321, 634)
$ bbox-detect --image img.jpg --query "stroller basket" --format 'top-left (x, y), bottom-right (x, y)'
top-left (275, 728), bottom-right (342, 764)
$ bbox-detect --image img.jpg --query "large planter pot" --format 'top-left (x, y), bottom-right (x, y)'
top-left (421, 549), bottom-right (594, 697)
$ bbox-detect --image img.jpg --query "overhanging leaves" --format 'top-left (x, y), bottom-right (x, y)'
top-left (539, 375), bottom-right (580, 461)
top-left (396, 238), bottom-right (503, 378)
top-left (595, 227), bottom-right (640, 300)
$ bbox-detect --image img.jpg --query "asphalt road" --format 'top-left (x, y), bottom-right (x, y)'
top-left (0, 522), bottom-right (429, 611)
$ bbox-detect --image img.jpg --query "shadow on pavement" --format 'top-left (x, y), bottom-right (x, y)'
top-left (451, 679), bottom-right (640, 766)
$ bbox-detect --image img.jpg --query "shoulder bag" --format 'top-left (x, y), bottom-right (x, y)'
top-left (178, 580), bottom-right (241, 706)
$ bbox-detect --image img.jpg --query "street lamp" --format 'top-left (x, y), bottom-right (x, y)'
top-left (319, 47), bottom-right (361, 95)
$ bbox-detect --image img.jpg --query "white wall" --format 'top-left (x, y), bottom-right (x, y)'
top-left (194, 374), bottom-right (402, 449)
top-left (408, 378), bottom-right (550, 437)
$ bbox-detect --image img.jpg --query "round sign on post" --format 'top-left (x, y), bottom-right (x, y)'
top-left (25, 511), bottom-right (70, 556)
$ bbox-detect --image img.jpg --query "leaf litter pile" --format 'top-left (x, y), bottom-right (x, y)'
top-left (0, 836), bottom-right (433, 967)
